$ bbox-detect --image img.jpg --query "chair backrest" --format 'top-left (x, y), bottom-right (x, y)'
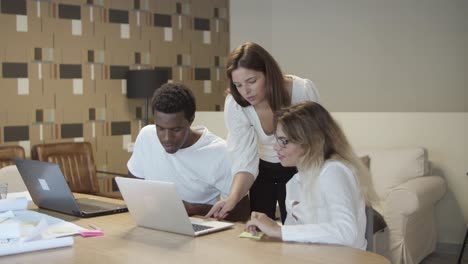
top-left (358, 147), bottom-right (429, 199)
top-left (0, 145), bottom-right (25, 168)
top-left (364, 206), bottom-right (388, 252)
top-left (0, 165), bottom-right (28, 192)
top-left (31, 142), bottom-right (99, 195)
top-left (365, 206), bottom-right (374, 251)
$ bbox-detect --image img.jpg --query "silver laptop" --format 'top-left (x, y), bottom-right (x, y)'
top-left (115, 177), bottom-right (234, 236)
top-left (15, 159), bottom-right (128, 218)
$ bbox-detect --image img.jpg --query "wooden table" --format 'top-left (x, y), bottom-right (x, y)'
top-left (3, 195), bottom-right (390, 264)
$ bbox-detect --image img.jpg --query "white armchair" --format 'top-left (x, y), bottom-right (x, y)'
top-left (360, 147), bottom-right (446, 264)
top-left (0, 165), bottom-right (28, 192)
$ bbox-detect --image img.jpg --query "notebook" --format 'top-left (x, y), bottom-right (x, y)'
top-left (15, 159), bottom-right (128, 218)
top-left (115, 177), bottom-right (234, 236)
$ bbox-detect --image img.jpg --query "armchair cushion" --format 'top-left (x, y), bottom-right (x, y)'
top-left (359, 147), bottom-right (430, 199)
top-left (384, 175), bottom-right (446, 216)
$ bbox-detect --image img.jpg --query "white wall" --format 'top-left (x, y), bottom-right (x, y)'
top-left (229, 0), bottom-right (273, 52)
top-left (228, 0), bottom-right (468, 245)
top-left (231, 0), bottom-right (468, 112)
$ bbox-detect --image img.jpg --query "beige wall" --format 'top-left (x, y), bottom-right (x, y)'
top-left (229, 0), bottom-right (272, 52)
top-left (231, 0), bottom-right (468, 112)
top-left (229, 0), bottom-right (468, 245)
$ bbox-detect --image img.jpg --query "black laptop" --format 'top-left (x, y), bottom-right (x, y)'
top-left (15, 159), bottom-right (127, 218)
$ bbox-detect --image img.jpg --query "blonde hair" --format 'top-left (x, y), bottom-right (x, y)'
top-left (275, 102), bottom-right (378, 206)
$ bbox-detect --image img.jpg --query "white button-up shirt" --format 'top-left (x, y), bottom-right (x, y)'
top-left (282, 161), bottom-right (367, 250)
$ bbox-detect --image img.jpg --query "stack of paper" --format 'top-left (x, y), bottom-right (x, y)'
top-left (6, 191), bottom-right (33, 205)
top-left (0, 236), bottom-right (74, 256)
top-left (0, 196), bottom-right (28, 212)
top-left (0, 197), bottom-right (85, 256)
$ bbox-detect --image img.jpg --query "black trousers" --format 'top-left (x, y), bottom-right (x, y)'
top-left (249, 160), bottom-right (297, 223)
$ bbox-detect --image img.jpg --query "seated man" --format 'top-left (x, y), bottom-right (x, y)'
top-left (127, 83), bottom-right (248, 221)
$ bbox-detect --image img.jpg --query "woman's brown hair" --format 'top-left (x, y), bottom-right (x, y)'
top-left (226, 42), bottom-right (290, 111)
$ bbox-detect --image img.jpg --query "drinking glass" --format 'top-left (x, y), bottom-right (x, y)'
top-left (0, 183), bottom-right (8, 199)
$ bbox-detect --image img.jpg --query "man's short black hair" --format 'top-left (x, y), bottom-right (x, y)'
top-left (151, 83), bottom-right (196, 122)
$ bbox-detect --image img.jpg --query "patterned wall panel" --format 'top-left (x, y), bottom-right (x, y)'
top-left (0, 0), bottom-right (230, 186)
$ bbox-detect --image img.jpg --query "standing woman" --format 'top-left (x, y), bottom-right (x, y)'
top-left (206, 42), bottom-right (319, 222)
top-left (246, 102), bottom-right (377, 249)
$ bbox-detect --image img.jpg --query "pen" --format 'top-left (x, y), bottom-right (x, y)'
top-left (88, 223), bottom-right (102, 230)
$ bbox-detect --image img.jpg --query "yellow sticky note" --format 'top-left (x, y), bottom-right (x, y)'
top-left (239, 231), bottom-right (264, 240)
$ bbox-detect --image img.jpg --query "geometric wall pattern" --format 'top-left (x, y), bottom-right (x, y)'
top-left (0, 0), bottom-right (230, 182)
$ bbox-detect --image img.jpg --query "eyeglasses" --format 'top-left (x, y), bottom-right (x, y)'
top-left (275, 136), bottom-right (289, 148)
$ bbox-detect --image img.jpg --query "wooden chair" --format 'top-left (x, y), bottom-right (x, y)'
top-left (0, 145), bottom-right (25, 168)
top-left (31, 142), bottom-right (124, 199)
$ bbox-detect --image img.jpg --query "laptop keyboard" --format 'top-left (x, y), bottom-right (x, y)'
top-left (76, 198), bottom-right (124, 212)
top-left (78, 203), bottom-right (107, 212)
top-left (192, 223), bottom-right (213, 232)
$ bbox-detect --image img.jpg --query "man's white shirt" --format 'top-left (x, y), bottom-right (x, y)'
top-left (127, 125), bottom-right (233, 205)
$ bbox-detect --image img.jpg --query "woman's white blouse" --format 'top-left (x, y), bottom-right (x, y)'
top-left (224, 75), bottom-right (319, 178)
top-left (282, 161), bottom-right (367, 250)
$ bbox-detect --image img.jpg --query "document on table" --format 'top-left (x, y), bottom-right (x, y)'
top-left (0, 196), bottom-right (28, 212)
top-left (6, 191), bottom-right (33, 205)
top-left (0, 198), bottom-right (86, 256)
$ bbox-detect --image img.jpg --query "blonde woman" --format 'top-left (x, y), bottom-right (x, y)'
top-left (245, 101), bottom-right (377, 250)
